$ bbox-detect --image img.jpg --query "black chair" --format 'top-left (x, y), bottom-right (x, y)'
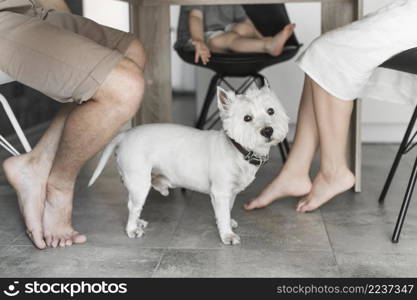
top-left (175, 4), bottom-right (302, 162)
top-left (378, 47), bottom-right (417, 243)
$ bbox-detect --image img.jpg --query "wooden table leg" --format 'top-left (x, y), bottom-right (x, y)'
top-left (130, 0), bottom-right (172, 125)
top-left (321, 0), bottom-right (363, 192)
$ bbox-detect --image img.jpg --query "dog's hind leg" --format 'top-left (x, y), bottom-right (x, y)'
top-left (123, 169), bottom-right (152, 238)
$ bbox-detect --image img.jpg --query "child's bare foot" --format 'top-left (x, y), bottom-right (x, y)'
top-left (43, 181), bottom-right (87, 248)
top-left (296, 168), bottom-right (355, 213)
top-left (244, 170), bottom-right (312, 210)
top-left (3, 154), bottom-right (48, 249)
top-left (266, 24), bottom-right (296, 56)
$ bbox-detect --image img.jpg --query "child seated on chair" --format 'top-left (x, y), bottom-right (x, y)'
top-left (176, 5), bottom-right (295, 65)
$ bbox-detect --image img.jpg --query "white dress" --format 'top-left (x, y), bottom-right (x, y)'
top-left (296, 0), bottom-right (417, 105)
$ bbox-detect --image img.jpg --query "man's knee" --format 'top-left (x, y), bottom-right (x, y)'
top-left (126, 38), bottom-right (147, 70)
top-left (95, 58), bottom-right (145, 119)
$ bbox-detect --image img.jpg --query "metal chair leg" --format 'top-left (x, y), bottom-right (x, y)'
top-left (379, 105), bottom-right (417, 203)
top-left (195, 75), bottom-right (221, 129)
top-left (391, 156), bottom-right (417, 243)
top-left (0, 93), bottom-right (32, 153)
top-left (278, 143), bottom-right (287, 163)
top-left (283, 138), bottom-right (290, 154)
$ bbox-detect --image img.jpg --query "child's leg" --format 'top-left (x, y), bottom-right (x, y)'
top-left (230, 23), bottom-right (259, 39)
top-left (208, 24), bottom-right (295, 56)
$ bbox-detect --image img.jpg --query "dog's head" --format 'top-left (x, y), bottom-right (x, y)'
top-left (217, 79), bottom-right (289, 151)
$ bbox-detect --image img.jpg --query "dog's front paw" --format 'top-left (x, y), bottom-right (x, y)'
top-left (221, 233), bottom-right (241, 245)
top-left (137, 219), bottom-right (148, 229)
top-left (126, 219), bottom-right (148, 238)
top-left (231, 219), bottom-right (238, 229)
top-left (126, 227), bottom-right (145, 238)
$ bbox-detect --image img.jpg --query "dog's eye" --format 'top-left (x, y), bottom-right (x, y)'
top-left (244, 115), bottom-right (253, 122)
top-left (267, 108), bottom-right (275, 115)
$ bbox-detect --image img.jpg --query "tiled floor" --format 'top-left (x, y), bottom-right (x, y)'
top-left (1, 96), bottom-right (417, 277)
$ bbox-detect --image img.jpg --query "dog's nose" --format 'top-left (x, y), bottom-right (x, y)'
top-left (261, 127), bottom-right (274, 138)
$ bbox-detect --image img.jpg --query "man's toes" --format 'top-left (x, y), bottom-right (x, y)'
top-left (28, 230), bottom-right (46, 250)
top-left (59, 238), bottom-right (67, 248)
top-left (65, 239), bottom-right (73, 247)
top-left (51, 237), bottom-right (59, 248)
top-left (44, 234), bottom-right (53, 247)
top-left (72, 232), bottom-right (87, 244)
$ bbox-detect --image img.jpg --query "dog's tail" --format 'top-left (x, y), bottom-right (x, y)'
top-left (88, 132), bottom-right (125, 187)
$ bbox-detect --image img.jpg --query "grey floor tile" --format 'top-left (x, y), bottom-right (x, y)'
top-left (320, 144), bottom-right (417, 254)
top-left (169, 193), bottom-right (331, 251)
top-left (336, 252), bottom-right (417, 277)
top-left (0, 245), bottom-right (163, 278)
top-left (321, 190), bottom-right (417, 254)
top-left (153, 249), bottom-right (339, 278)
top-left (13, 189), bottom-right (184, 249)
top-left (0, 201), bottom-right (25, 246)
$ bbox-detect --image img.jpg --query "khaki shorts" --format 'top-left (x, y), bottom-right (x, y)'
top-left (0, 3), bottom-right (136, 103)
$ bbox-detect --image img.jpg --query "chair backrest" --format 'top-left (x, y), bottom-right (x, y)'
top-left (0, 71), bottom-right (14, 85)
top-left (380, 47), bottom-right (417, 75)
top-left (243, 4), bottom-right (300, 47)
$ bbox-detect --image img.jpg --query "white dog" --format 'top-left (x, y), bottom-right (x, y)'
top-left (88, 80), bottom-right (289, 245)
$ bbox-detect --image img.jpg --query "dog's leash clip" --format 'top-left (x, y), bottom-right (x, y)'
top-left (244, 151), bottom-right (269, 167)
top-left (244, 151), bottom-right (255, 162)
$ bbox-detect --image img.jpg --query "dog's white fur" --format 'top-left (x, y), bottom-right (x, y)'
top-left (88, 81), bottom-right (289, 245)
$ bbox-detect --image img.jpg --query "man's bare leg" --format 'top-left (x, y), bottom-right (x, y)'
top-left (42, 56), bottom-right (145, 248)
top-left (245, 75), bottom-right (318, 210)
top-left (4, 40), bottom-right (146, 249)
top-left (208, 24), bottom-right (295, 56)
top-left (3, 104), bottom-right (75, 249)
top-left (296, 77), bottom-right (355, 213)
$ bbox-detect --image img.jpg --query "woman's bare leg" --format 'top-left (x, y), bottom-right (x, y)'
top-left (245, 75), bottom-right (318, 210)
top-left (296, 77), bottom-right (355, 213)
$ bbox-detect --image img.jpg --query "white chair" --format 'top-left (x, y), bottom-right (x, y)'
top-left (0, 71), bottom-right (32, 156)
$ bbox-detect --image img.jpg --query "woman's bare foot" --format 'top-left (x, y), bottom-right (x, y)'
top-left (266, 24), bottom-right (296, 56)
top-left (3, 154), bottom-right (48, 249)
top-left (43, 182), bottom-right (87, 248)
top-left (296, 168), bottom-right (355, 213)
top-left (244, 170), bottom-right (312, 210)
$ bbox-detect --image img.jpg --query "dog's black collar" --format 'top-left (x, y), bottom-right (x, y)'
top-left (228, 137), bottom-right (269, 167)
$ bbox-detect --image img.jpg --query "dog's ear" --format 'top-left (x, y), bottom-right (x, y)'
top-left (217, 86), bottom-right (234, 111)
top-left (263, 77), bottom-right (271, 90)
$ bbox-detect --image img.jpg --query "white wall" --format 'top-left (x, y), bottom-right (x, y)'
top-left (83, 0), bottom-right (129, 32)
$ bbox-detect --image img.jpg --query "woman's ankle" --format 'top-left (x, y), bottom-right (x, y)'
top-left (319, 165), bottom-right (354, 183)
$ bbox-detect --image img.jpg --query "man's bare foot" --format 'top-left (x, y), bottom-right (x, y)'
top-left (296, 168), bottom-right (355, 213)
top-left (3, 155), bottom-right (48, 249)
top-left (43, 182), bottom-right (87, 248)
top-left (266, 24), bottom-right (296, 56)
top-left (244, 171), bottom-right (312, 210)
